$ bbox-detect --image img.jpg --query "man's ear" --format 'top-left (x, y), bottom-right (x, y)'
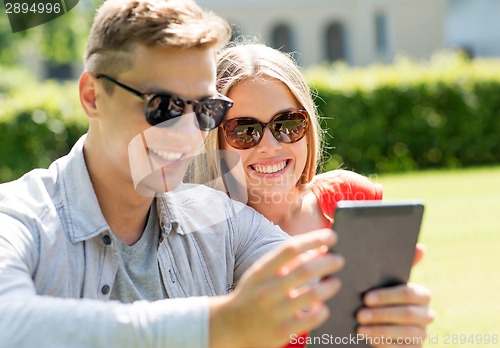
top-left (79, 71), bottom-right (100, 120)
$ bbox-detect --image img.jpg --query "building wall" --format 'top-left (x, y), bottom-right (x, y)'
top-left (445, 0), bottom-right (500, 57)
top-left (198, 0), bottom-right (448, 67)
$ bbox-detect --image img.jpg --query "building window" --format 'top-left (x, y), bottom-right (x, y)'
top-left (271, 23), bottom-right (294, 53)
top-left (325, 22), bottom-right (346, 62)
top-left (375, 13), bottom-right (388, 55)
top-left (45, 62), bottom-right (74, 80)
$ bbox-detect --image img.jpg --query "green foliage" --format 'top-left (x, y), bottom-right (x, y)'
top-left (0, 0), bottom-right (103, 66)
top-left (0, 73), bottom-right (87, 183)
top-left (0, 2), bottom-right (21, 65)
top-left (0, 65), bottom-right (37, 92)
top-left (36, 7), bottom-right (91, 64)
top-left (2, 52), bottom-right (500, 183)
top-left (306, 52), bottom-right (500, 174)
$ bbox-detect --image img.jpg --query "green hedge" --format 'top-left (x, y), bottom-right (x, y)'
top-left (0, 77), bottom-right (87, 183)
top-left (1, 52), bottom-right (500, 183)
top-left (306, 52), bottom-right (500, 174)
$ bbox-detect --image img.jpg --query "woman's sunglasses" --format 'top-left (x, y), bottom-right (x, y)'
top-left (95, 74), bottom-right (233, 131)
top-left (221, 110), bottom-right (309, 150)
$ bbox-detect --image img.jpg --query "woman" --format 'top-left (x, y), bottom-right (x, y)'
top-left (194, 43), bottom-right (433, 347)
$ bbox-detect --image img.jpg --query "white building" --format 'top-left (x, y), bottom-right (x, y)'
top-left (445, 0), bottom-right (500, 58)
top-left (199, 0), bottom-right (500, 67)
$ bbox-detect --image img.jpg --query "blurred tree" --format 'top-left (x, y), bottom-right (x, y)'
top-left (0, 0), bottom-right (102, 70)
top-left (0, 1), bottom-right (24, 65)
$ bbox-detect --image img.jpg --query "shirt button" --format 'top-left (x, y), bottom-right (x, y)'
top-left (102, 234), bottom-right (112, 245)
top-left (101, 285), bottom-right (110, 295)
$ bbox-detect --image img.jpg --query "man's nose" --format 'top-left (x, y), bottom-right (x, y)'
top-left (155, 107), bottom-right (199, 133)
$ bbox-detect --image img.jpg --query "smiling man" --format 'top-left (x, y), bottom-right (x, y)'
top-left (0, 1), bottom-right (344, 347)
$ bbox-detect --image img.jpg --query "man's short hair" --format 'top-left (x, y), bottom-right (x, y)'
top-left (84, 0), bottom-right (231, 77)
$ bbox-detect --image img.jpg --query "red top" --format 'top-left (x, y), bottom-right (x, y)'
top-left (310, 169), bottom-right (383, 224)
top-left (283, 170), bottom-right (383, 348)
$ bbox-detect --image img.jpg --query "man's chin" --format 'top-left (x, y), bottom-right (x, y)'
top-left (134, 169), bottom-right (183, 197)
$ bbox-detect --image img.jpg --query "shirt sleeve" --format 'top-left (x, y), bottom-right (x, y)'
top-left (0, 215), bottom-right (209, 348)
top-left (309, 170), bottom-right (384, 223)
top-left (230, 201), bottom-right (291, 282)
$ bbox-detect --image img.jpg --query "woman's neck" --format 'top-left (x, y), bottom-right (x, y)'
top-left (248, 186), bottom-right (329, 237)
top-left (247, 186), bottom-right (305, 228)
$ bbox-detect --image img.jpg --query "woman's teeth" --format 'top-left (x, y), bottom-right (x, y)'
top-left (252, 161), bottom-right (287, 174)
top-left (150, 149), bottom-right (183, 161)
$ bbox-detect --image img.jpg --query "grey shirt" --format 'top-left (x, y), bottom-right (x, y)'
top-left (110, 201), bottom-right (168, 303)
top-left (0, 135), bottom-right (289, 348)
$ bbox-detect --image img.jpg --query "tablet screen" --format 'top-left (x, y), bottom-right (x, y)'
top-left (309, 200), bottom-right (424, 347)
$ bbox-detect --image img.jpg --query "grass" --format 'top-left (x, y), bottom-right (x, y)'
top-left (378, 166), bottom-right (500, 347)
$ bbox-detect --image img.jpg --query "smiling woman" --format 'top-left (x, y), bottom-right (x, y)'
top-left (199, 43), bottom-right (383, 234)
top-left (218, 77), bottom-right (310, 208)
top-left (189, 42), bottom-right (435, 348)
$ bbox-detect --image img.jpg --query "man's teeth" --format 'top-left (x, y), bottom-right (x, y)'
top-left (150, 149), bottom-right (183, 161)
top-left (253, 161), bottom-right (287, 174)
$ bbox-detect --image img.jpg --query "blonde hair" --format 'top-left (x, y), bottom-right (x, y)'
top-left (192, 42), bottom-right (322, 191)
top-left (84, 0), bottom-right (231, 78)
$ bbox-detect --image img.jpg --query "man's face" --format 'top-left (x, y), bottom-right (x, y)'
top-left (93, 44), bottom-right (217, 195)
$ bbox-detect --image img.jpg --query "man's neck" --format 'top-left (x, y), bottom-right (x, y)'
top-left (83, 140), bottom-right (153, 246)
top-left (96, 184), bottom-right (153, 246)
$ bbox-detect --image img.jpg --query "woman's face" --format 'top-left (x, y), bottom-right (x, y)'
top-left (220, 77), bottom-right (308, 204)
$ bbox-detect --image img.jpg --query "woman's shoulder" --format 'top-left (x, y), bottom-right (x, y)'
top-left (308, 170), bottom-right (384, 223)
top-left (310, 169), bottom-right (383, 201)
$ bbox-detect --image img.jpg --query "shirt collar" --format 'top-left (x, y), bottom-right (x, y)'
top-left (156, 192), bottom-right (182, 236)
top-left (59, 135), bottom-right (111, 243)
top-left (157, 183), bottom-right (233, 237)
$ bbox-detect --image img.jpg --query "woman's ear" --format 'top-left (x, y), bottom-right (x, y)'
top-left (79, 72), bottom-right (100, 120)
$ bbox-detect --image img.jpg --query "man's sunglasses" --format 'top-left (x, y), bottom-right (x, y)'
top-left (95, 74), bottom-right (233, 130)
top-left (221, 110), bottom-right (309, 150)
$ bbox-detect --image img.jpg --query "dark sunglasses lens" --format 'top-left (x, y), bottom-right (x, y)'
top-left (195, 99), bottom-right (231, 131)
top-left (271, 112), bottom-right (308, 143)
top-left (224, 119), bottom-right (263, 149)
top-left (145, 95), bottom-right (184, 126)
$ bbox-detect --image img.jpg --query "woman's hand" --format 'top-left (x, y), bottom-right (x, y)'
top-left (356, 283), bottom-right (435, 347)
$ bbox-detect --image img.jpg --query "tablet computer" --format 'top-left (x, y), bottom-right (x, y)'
top-left (309, 200), bottom-right (424, 347)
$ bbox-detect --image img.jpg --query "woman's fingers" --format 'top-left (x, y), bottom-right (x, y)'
top-left (357, 305), bottom-right (435, 326)
top-left (364, 283), bottom-right (432, 307)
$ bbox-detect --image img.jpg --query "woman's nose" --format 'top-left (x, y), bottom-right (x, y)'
top-left (255, 127), bottom-right (282, 153)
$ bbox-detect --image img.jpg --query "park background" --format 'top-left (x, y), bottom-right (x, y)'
top-left (1, 0), bottom-right (499, 346)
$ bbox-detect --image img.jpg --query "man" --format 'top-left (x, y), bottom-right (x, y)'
top-left (0, 1), bottom-right (343, 347)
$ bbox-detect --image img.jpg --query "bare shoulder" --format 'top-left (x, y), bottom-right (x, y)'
top-left (282, 190), bottom-right (331, 236)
